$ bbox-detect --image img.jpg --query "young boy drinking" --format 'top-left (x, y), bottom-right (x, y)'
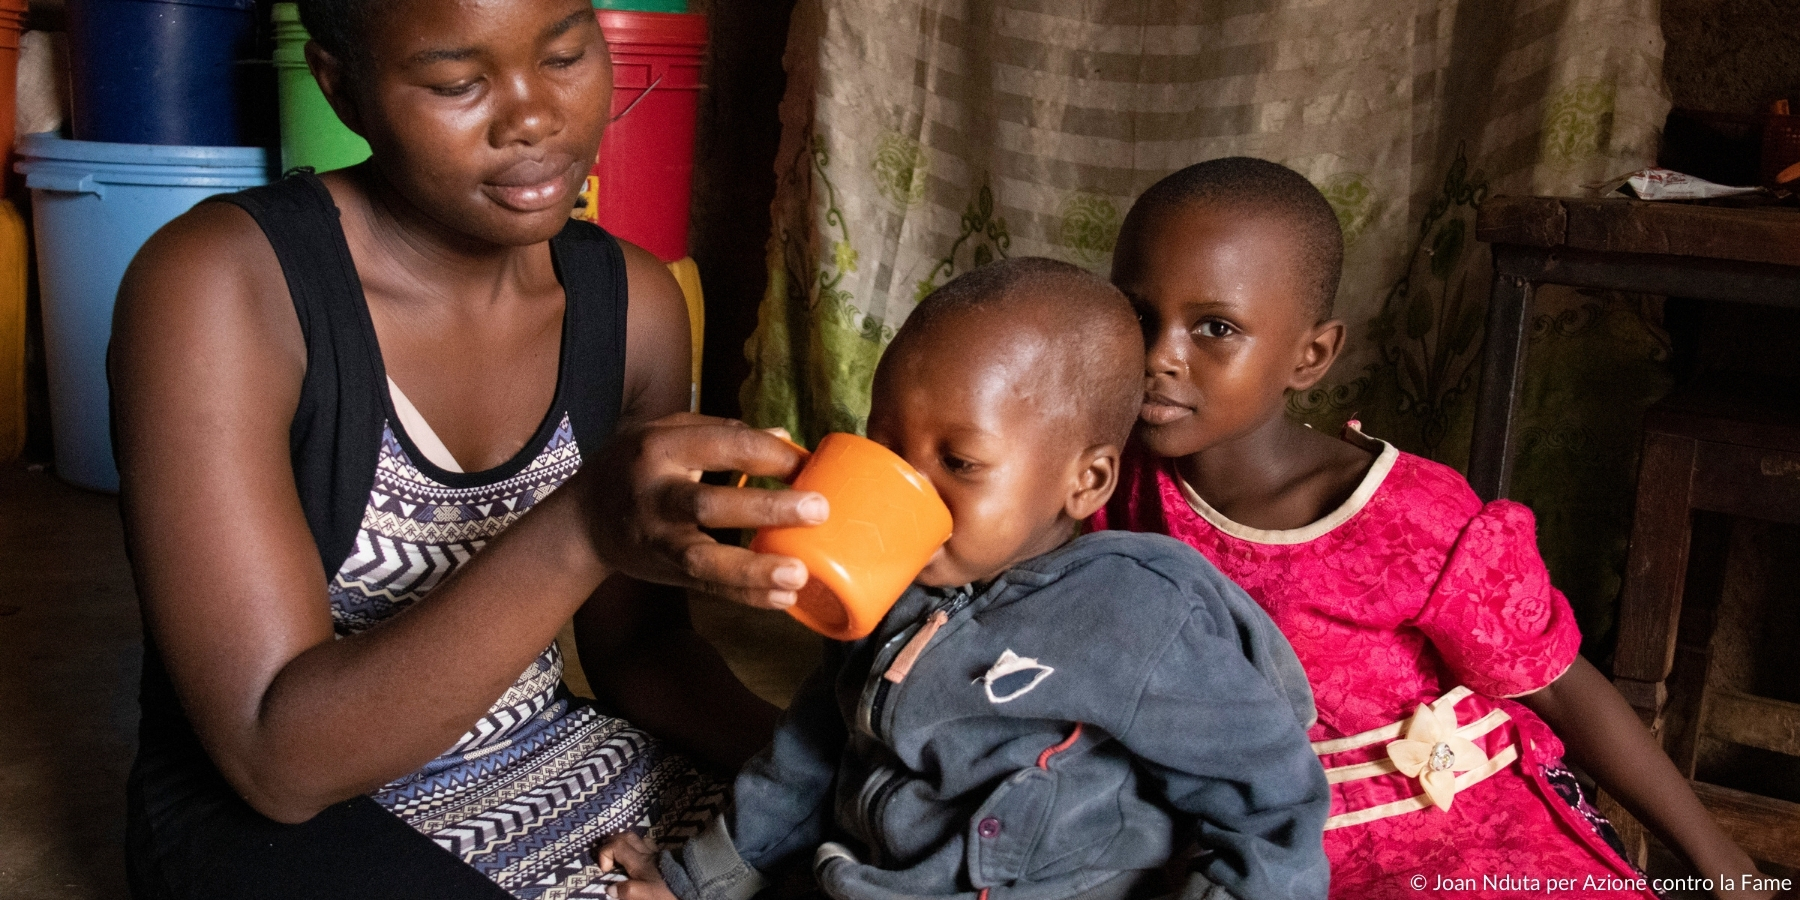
top-left (600, 258), bottom-right (1331, 900)
top-left (1096, 157), bottom-right (1786, 899)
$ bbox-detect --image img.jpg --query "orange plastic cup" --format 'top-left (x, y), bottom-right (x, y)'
top-left (749, 432), bottom-right (953, 640)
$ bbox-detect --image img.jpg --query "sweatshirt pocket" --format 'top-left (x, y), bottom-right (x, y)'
top-left (965, 767), bottom-right (1056, 887)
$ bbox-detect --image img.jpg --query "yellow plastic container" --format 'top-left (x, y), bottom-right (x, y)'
top-left (0, 199), bottom-right (26, 462)
top-left (666, 256), bottom-right (704, 411)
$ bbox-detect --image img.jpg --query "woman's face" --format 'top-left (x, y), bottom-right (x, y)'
top-left (335, 0), bottom-right (611, 246)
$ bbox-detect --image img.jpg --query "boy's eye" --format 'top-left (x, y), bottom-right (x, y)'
top-left (941, 454), bottom-right (977, 475)
top-left (1194, 319), bottom-right (1235, 339)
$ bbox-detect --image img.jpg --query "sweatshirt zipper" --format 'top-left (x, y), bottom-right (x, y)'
top-left (861, 586), bottom-right (976, 738)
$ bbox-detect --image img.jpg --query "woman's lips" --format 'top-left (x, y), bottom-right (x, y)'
top-left (483, 158), bottom-right (580, 212)
top-left (1140, 392), bottom-right (1192, 426)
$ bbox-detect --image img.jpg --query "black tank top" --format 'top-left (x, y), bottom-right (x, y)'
top-left (126, 173), bottom-right (628, 900)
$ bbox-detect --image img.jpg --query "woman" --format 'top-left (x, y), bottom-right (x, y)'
top-left (108, 0), bottom-right (819, 895)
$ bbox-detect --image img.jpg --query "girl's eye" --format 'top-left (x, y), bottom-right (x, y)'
top-left (546, 50), bottom-right (586, 69)
top-left (942, 455), bottom-right (975, 475)
top-left (1194, 319), bottom-right (1235, 339)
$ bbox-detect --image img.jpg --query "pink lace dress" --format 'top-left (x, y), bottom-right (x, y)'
top-left (1095, 430), bottom-right (1655, 899)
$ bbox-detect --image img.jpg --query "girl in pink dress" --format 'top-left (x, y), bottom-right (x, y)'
top-left (1093, 158), bottom-right (1789, 900)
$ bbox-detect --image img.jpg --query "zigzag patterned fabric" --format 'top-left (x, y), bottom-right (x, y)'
top-left (332, 418), bottom-right (724, 898)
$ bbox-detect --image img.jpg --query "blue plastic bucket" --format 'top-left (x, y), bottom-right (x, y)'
top-left (16, 133), bottom-right (271, 492)
top-left (66, 0), bottom-right (258, 146)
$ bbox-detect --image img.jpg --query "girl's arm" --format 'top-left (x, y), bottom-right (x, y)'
top-left (1519, 657), bottom-right (1787, 899)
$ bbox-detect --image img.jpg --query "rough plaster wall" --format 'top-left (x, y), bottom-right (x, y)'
top-left (1662, 0), bottom-right (1800, 112)
top-left (1662, 0), bottom-right (1800, 381)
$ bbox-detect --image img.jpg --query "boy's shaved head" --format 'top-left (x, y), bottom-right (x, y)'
top-left (871, 258), bottom-right (1143, 585)
top-left (883, 258), bottom-right (1144, 448)
top-left (1120, 157), bottom-right (1344, 321)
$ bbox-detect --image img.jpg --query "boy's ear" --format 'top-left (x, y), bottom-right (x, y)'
top-left (305, 41), bottom-right (367, 138)
top-left (1064, 443), bottom-right (1121, 521)
top-left (1288, 318), bottom-right (1346, 392)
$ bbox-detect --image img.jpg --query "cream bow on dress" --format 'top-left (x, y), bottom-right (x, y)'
top-left (1385, 703), bottom-right (1489, 811)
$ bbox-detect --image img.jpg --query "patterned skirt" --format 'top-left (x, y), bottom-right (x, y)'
top-left (372, 680), bottom-right (725, 899)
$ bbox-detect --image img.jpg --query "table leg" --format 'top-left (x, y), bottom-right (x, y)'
top-left (1613, 430), bottom-right (1699, 725)
top-left (1469, 269), bottom-right (1534, 501)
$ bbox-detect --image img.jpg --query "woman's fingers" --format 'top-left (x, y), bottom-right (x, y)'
top-left (671, 479), bottom-right (827, 531)
top-left (673, 539), bottom-right (805, 609)
top-left (588, 415), bottom-right (829, 606)
top-left (641, 418), bottom-right (810, 483)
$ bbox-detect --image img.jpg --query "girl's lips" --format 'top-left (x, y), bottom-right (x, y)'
top-left (1140, 393), bottom-right (1192, 426)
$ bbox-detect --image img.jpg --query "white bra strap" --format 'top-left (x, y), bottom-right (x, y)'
top-left (387, 376), bottom-right (465, 473)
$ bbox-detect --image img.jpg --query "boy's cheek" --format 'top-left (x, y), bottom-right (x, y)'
top-left (916, 545), bottom-right (994, 588)
top-left (913, 547), bottom-right (956, 587)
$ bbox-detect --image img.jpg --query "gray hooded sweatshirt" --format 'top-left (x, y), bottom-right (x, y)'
top-left (661, 531), bottom-right (1329, 900)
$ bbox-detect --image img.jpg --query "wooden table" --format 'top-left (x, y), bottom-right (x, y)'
top-left (1470, 197), bottom-right (1800, 501)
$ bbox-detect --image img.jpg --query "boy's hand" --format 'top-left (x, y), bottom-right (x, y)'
top-left (597, 833), bottom-right (678, 900)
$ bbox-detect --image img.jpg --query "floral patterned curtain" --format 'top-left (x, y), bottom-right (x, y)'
top-left (741, 0), bottom-right (1671, 649)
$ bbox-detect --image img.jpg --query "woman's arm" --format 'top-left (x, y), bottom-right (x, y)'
top-left (112, 207), bottom-right (819, 824)
top-left (1519, 657), bottom-right (1784, 899)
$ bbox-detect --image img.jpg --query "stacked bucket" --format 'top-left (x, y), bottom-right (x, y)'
top-left (584, 1), bottom-right (710, 411)
top-left (14, 0), bottom-right (271, 490)
top-left (271, 3), bottom-right (367, 173)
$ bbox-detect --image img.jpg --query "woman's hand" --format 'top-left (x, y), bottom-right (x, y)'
top-left (588, 414), bottom-right (827, 609)
top-left (597, 833), bottom-right (679, 900)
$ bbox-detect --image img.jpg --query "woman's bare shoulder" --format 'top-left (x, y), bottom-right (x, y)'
top-left (113, 198), bottom-right (303, 381)
top-left (110, 196), bottom-right (309, 500)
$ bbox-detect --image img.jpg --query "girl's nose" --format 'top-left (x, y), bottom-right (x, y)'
top-left (1146, 326), bottom-right (1186, 377)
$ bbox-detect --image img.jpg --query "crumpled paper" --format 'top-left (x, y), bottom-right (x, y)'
top-left (1591, 168), bottom-right (1763, 200)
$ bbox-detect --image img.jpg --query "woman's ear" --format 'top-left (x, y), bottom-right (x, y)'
top-left (304, 40), bottom-right (366, 138)
top-left (1288, 318), bottom-right (1346, 392)
top-left (1064, 444), bottom-right (1121, 521)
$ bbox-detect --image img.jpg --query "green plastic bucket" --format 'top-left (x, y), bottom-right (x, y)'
top-left (272, 3), bottom-right (369, 173)
top-left (594, 0), bottom-right (687, 11)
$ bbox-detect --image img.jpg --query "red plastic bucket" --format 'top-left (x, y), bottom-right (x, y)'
top-left (583, 10), bottom-right (706, 263)
top-left (0, 0), bottom-right (26, 186)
